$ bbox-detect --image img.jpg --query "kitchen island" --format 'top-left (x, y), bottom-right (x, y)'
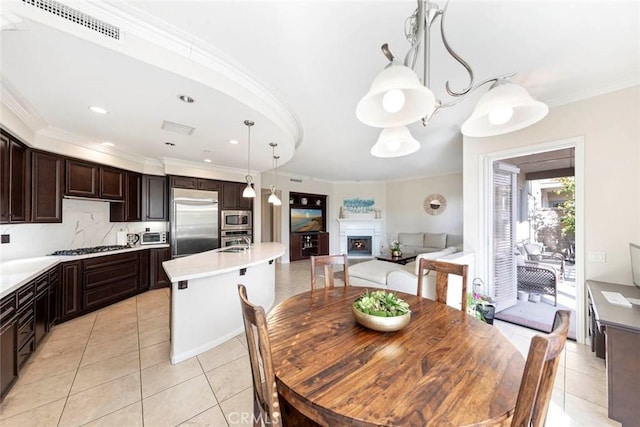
top-left (162, 242), bottom-right (285, 364)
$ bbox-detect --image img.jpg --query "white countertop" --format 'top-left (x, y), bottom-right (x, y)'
top-left (162, 242), bottom-right (285, 283)
top-left (0, 244), bottom-right (170, 299)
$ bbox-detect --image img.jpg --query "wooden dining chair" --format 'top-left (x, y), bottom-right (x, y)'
top-left (511, 310), bottom-right (571, 427)
top-left (310, 254), bottom-right (350, 290)
top-left (237, 285), bottom-right (281, 427)
top-left (416, 258), bottom-right (468, 312)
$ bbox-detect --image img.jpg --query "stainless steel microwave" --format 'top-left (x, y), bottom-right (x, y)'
top-left (221, 210), bottom-right (252, 230)
top-left (140, 231), bottom-right (168, 245)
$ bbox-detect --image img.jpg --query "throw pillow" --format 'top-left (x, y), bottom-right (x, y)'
top-left (424, 232), bottom-right (447, 249)
top-left (398, 232), bottom-right (424, 247)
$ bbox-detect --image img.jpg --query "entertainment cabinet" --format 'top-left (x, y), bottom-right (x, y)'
top-left (289, 192), bottom-right (329, 261)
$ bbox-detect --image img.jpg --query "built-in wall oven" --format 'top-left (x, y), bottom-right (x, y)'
top-left (221, 210), bottom-right (252, 231)
top-left (220, 230), bottom-right (252, 247)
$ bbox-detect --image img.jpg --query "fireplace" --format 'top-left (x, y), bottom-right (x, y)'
top-left (348, 236), bottom-right (372, 256)
top-left (337, 218), bottom-right (384, 258)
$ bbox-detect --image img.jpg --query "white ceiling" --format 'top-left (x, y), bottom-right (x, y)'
top-left (1, 0), bottom-right (639, 182)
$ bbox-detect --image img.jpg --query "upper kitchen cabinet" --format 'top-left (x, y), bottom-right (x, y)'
top-left (221, 181), bottom-right (253, 210)
top-left (65, 159), bottom-right (97, 198)
top-left (170, 175), bottom-right (219, 192)
top-left (31, 151), bottom-right (63, 223)
top-left (0, 129), bottom-right (29, 224)
top-left (100, 167), bottom-right (124, 200)
top-left (65, 159), bottom-right (124, 200)
top-left (142, 175), bottom-right (168, 221)
top-left (110, 172), bottom-right (141, 222)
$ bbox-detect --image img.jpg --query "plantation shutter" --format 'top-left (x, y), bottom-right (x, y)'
top-left (492, 162), bottom-right (519, 312)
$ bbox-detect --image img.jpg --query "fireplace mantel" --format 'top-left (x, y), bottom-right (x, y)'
top-left (337, 218), bottom-right (384, 258)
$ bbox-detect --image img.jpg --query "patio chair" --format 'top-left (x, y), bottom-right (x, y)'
top-left (523, 242), bottom-right (565, 278)
top-left (517, 264), bottom-right (557, 306)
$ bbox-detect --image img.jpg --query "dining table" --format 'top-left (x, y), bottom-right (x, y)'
top-left (267, 287), bottom-right (525, 426)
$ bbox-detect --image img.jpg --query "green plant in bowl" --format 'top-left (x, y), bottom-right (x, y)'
top-left (353, 290), bottom-right (410, 317)
top-left (353, 290), bottom-right (411, 332)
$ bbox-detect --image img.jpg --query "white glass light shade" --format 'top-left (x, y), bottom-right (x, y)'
top-left (370, 126), bottom-right (421, 158)
top-left (242, 183), bottom-right (256, 198)
top-left (268, 190), bottom-right (281, 205)
top-left (356, 64), bottom-right (436, 128)
top-left (461, 82), bottom-right (548, 137)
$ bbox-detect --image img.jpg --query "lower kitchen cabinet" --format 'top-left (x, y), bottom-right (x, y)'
top-left (83, 252), bottom-right (139, 310)
top-left (0, 319), bottom-right (17, 399)
top-left (60, 261), bottom-right (82, 322)
top-left (150, 247), bottom-right (171, 288)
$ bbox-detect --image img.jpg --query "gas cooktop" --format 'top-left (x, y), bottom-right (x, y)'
top-left (51, 245), bottom-right (130, 256)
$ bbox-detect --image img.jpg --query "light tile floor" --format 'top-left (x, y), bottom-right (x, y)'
top-left (0, 260), bottom-right (620, 426)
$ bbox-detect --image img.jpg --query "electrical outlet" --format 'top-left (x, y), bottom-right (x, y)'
top-left (587, 251), bottom-right (606, 263)
top-left (1, 234), bottom-right (9, 244)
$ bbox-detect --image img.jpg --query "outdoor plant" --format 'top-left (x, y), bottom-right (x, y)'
top-left (466, 279), bottom-right (494, 323)
top-left (354, 290), bottom-right (410, 317)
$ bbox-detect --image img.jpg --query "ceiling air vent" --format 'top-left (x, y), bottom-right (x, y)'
top-left (22, 0), bottom-right (120, 40)
top-left (161, 120), bottom-right (195, 136)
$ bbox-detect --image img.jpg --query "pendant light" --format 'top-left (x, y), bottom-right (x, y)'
top-left (267, 142), bottom-right (282, 205)
top-left (242, 120), bottom-right (256, 198)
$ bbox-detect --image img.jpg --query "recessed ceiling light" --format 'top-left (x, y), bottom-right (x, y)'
top-left (177, 94), bottom-right (195, 103)
top-left (229, 139), bottom-right (239, 145)
top-left (204, 158), bottom-right (212, 163)
top-left (165, 142), bottom-right (175, 146)
top-left (89, 106), bottom-right (108, 114)
top-left (101, 142), bottom-right (114, 147)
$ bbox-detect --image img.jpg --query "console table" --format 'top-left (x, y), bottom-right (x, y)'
top-left (587, 280), bottom-right (640, 426)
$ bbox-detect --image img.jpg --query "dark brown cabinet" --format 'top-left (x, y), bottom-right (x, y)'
top-left (289, 192), bottom-right (328, 261)
top-left (139, 249), bottom-right (150, 291)
top-left (170, 175), bottom-right (219, 192)
top-left (142, 175), bottom-right (168, 221)
top-left (0, 129), bottom-right (29, 224)
top-left (150, 247), bottom-right (171, 288)
top-left (0, 318), bottom-right (17, 400)
top-left (110, 172), bottom-right (141, 222)
top-left (83, 252), bottom-right (139, 310)
top-left (290, 232), bottom-right (330, 261)
top-left (65, 159), bottom-right (98, 198)
top-left (60, 261), bottom-right (82, 321)
top-left (66, 160), bottom-right (124, 200)
top-left (31, 151), bottom-right (63, 223)
top-left (100, 167), bottom-right (124, 200)
top-left (0, 292), bottom-right (18, 399)
top-left (222, 181), bottom-right (252, 210)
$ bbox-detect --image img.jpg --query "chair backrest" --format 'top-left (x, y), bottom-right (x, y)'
top-left (237, 285), bottom-right (281, 427)
top-left (310, 254), bottom-right (350, 290)
top-left (416, 258), bottom-right (468, 311)
top-left (511, 310), bottom-right (571, 427)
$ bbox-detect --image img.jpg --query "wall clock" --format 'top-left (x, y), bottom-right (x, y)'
top-left (424, 194), bottom-right (447, 216)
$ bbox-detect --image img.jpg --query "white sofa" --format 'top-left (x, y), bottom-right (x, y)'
top-left (396, 232), bottom-right (463, 254)
top-left (349, 249), bottom-right (473, 310)
top-left (350, 247), bottom-right (459, 297)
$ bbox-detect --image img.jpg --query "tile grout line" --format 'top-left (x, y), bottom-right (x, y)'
top-left (137, 293), bottom-right (146, 427)
top-left (57, 313), bottom-right (99, 427)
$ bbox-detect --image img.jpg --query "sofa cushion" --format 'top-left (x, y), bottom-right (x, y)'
top-left (412, 247), bottom-right (458, 275)
top-left (424, 232), bottom-right (447, 249)
top-left (349, 260), bottom-right (406, 286)
top-left (398, 232), bottom-right (424, 247)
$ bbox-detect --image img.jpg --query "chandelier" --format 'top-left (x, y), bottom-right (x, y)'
top-left (356, 0), bottom-right (548, 157)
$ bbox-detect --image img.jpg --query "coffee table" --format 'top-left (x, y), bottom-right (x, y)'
top-left (375, 250), bottom-right (417, 265)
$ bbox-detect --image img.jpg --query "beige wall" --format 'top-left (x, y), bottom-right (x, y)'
top-left (386, 173), bottom-right (463, 243)
top-left (464, 85), bottom-right (640, 286)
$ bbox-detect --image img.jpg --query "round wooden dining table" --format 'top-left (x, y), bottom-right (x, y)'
top-left (267, 287), bottom-right (525, 426)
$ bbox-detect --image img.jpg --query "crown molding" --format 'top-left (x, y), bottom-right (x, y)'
top-left (544, 77), bottom-right (640, 108)
top-left (159, 157), bottom-right (250, 177)
top-left (61, 1), bottom-right (303, 148)
top-left (0, 75), bottom-right (47, 131)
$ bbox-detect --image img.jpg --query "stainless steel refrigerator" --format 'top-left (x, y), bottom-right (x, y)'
top-left (171, 188), bottom-right (219, 257)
